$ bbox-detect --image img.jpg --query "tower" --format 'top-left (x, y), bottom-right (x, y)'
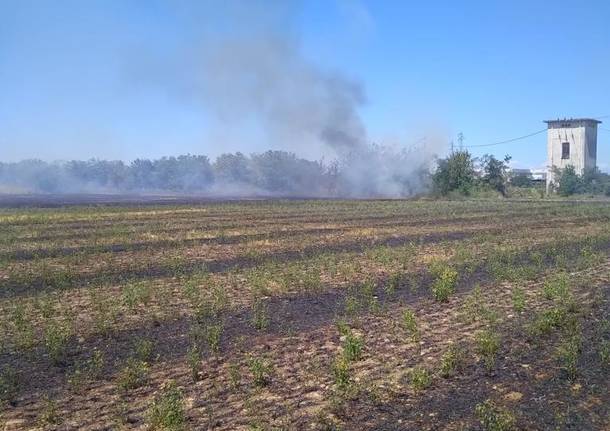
top-left (545, 118), bottom-right (600, 189)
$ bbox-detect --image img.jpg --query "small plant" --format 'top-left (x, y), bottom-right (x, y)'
top-left (401, 308), bottom-right (419, 341)
top-left (122, 281), bottom-right (152, 309)
top-left (556, 334), bottom-right (582, 381)
top-left (528, 305), bottom-right (576, 338)
top-left (135, 339), bottom-right (155, 362)
top-left (385, 273), bottom-right (401, 296)
top-left (147, 381), bottom-right (185, 431)
top-left (0, 366), bottom-right (19, 407)
top-left (248, 355), bottom-right (272, 388)
top-left (343, 294), bottom-right (360, 318)
top-left (332, 356), bottom-right (351, 390)
top-left (90, 290), bottom-right (119, 336)
top-left (39, 396), bottom-right (61, 426)
top-left (251, 299), bottom-right (270, 331)
top-left (511, 287), bottom-right (526, 312)
top-left (10, 303), bottom-right (36, 351)
top-left (409, 366), bottom-right (432, 392)
top-left (117, 358), bottom-right (149, 391)
top-left (342, 331), bottom-right (364, 362)
top-left (228, 362), bottom-right (242, 389)
top-left (475, 399), bottom-right (516, 431)
top-left (186, 346), bottom-right (202, 382)
top-left (69, 350), bottom-right (105, 388)
top-left (43, 320), bottom-right (72, 365)
top-left (599, 340), bottom-right (610, 366)
top-left (439, 344), bottom-right (464, 378)
top-left (430, 267), bottom-right (458, 302)
top-left (206, 324), bottom-right (223, 353)
top-left (475, 329), bottom-right (500, 371)
top-left (543, 273), bottom-right (569, 301)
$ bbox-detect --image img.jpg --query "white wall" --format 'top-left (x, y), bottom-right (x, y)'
top-left (546, 121), bottom-right (597, 187)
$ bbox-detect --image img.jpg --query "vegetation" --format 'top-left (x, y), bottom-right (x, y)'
top-left (0, 199), bottom-right (608, 429)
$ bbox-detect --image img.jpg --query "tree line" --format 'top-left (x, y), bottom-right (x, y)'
top-left (432, 150), bottom-right (610, 197)
top-left (0, 148), bottom-right (431, 197)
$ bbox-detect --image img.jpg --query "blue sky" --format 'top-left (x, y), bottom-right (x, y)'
top-left (1, 0), bottom-right (609, 168)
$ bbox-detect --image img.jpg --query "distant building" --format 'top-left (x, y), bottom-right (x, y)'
top-left (509, 168), bottom-right (546, 183)
top-left (545, 118), bottom-right (600, 189)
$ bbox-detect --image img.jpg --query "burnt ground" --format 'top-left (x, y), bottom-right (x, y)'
top-left (0, 199), bottom-right (609, 430)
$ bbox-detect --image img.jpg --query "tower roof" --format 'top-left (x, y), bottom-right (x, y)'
top-left (544, 118), bottom-right (601, 125)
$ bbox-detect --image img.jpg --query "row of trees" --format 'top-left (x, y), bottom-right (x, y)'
top-left (0, 152), bottom-right (333, 195)
top-left (431, 151), bottom-right (512, 196)
top-left (552, 165), bottom-right (610, 196)
top-left (0, 148), bottom-right (432, 197)
top-left (432, 150), bottom-right (610, 197)
top-left (3, 148), bottom-right (607, 198)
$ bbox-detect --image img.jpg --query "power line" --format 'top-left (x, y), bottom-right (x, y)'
top-left (599, 127), bottom-right (610, 132)
top-left (463, 128), bottom-right (547, 148)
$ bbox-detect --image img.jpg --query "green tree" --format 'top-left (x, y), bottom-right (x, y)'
top-left (554, 165), bottom-right (582, 196)
top-left (432, 150), bottom-right (476, 195)
top-left (480, 154), bottom-right (511, 196)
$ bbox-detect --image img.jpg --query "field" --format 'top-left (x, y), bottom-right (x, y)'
top-left (0, 199), bottom-right (609, 430)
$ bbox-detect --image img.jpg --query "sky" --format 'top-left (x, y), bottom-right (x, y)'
top-left (1, 0), bottom-right (609, 169)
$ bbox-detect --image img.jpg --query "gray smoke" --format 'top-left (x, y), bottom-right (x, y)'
top-left (151, 1), bottom-right (442, 197)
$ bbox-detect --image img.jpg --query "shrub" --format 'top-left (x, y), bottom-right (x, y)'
top-left (147, 381), bottom-right (185, 431)
top-left (431, 268), bottom-right (458, 302)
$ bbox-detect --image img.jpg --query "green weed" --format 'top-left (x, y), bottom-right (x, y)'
top-left (475, 399), bottom-right (516, 431)
top-left (147, 381), bottom-right (185, 431)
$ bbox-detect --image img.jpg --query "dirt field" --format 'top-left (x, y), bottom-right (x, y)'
top-left (0, 199), bottom-right (608, 430)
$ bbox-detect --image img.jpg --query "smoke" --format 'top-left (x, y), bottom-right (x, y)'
top-left (0, 0), bottom-right (445, 198)
top-left (143, 0), bottom-right (442, 197)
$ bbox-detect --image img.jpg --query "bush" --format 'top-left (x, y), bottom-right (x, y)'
top-left (432, 151), bottom-right (476, 195)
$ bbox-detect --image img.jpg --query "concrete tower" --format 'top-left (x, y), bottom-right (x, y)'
top-left (545, 118), bottom-right (600, 189)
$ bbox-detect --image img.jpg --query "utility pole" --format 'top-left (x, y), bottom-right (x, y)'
top-left (450, 140), bottom-right (454, 153)
top-left (458, 132), bottom-right (464, 150)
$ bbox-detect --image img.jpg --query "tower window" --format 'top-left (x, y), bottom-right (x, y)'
top-left (562, 142), bottom-right (570, 159)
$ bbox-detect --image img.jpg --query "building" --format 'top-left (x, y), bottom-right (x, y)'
top-left (509, 168), bottom-right (546, 183)
top-left (545, 118), bottom-right (600, 189)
